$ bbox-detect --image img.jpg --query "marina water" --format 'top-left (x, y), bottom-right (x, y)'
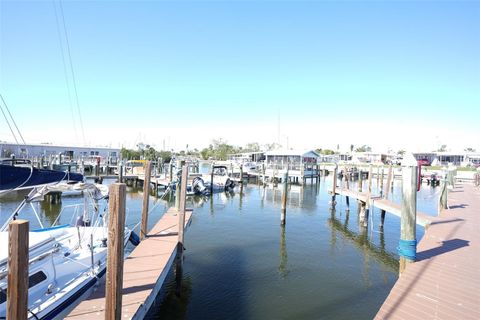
top-left (0, 172), bottom-right (440, 319)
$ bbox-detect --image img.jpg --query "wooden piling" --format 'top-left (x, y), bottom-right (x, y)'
top-left (439, 177), bottom-right (448, 214)
top-left (105, 183), bottom-right (126, 320)
top-left (399, 158), bottom-right (418, 274)
top-left (363, 164), bottom-right (373, 228)
top-left (262, 162), bottom-right (266, 185)
top-left (367, 164), bottom-right (373, 195)
top-left (118, 164), bottom-right (123, 183)
top-left (330, 165), bottom-right (337, 208)
top-left (380, 167), bottom-right (385, 195)
top-left (7, 220), bottom-right (29, 320)
top-left (175, 160), bottom-right (185, 210)
top-left (178, 165), bottom-right (188, 251)
top-left (140, 161), bottom-right (152, 240)
top-left (358, 169), bottom-right (363, 193)
top-left (343, 166), bottom-right (350, 190)
top-left (380, 210), bottom-right (386, 227)
top-left (281, 171), bottom-right (288, 225)
top-left (210, 163), bottom-right (215, 193)
top-left (384, 165), bottom-right (393, 199)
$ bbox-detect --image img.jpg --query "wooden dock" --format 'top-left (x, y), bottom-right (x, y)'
top-left (375, 183), bottom-right (480, 319)
top-left (333, 187), bottom-right (437, 227)
top-left (66, 208), bottom-right (192, 319)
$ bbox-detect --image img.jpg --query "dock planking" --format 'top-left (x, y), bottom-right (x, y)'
top-left (376, 183), bottom-right (480, 319)
top-left (66, 208), bottom-right (192, 319)
top-left (333, 187), bottom-right (438, 227)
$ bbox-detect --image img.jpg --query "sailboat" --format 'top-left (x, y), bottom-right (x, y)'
top-left (0, 183), bottom-right (139, 319)
top-left (0, 158), bottom-right (84, 195)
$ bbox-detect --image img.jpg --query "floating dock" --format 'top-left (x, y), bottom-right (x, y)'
top-left (66, 208), bottom-right (192, 319)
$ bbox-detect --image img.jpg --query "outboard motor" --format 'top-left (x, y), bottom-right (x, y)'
top-left (224, 178), bottom-right (235, 191)
top-left (192, 177), bottom-right (209, 195)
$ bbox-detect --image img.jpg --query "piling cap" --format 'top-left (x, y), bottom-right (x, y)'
top-left (402, 153), bottom-right (418, 167)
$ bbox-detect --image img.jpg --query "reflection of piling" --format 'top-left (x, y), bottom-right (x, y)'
top-left (281, 172), bottom-right (288, 225)
top-left (399, 160), bottom-right (418, 274)
top-left (7, 219), bottom-right (29, 320)
top-left (380, 167), bottom-right (385, 196)
top-left (278, 225), bottom-right (288, 278)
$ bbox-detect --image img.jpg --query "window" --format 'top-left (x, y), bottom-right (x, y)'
top-left (0, 271), bottom-right (47, 305)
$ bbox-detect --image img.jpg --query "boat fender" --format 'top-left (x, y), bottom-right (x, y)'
top-left (129, 231), bottom-right (141, 246)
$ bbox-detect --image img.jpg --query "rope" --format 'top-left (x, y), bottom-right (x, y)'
top-left (58, 0), bottom-right (86, 145)
top-left (398, 239), bottom-right (417, 260)
top-left (0, 93), bottom-right (26, 146)
top-left (52, 0), bottom-right (78, 143)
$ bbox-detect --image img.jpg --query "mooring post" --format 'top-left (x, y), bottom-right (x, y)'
top-left (363, 164), bottom-right (373, 228)
top-left (262, 162), bottom-right (266, 185)
top-left (210, 163), bottom-right (215, 193)
top-left (105, 183), bottom-right (126, 320)
top-left (330, 165), bottom-right (338, 209)
top-left (240, 164), bottom-right (244, 184)
top-left (439, 170), bottom-right (448, 214)
top-left (178, 164), bottom-right (188, 251)
top-left (358, 168), bottom-right (363, 193)
top-left (140, 161), bottom-right (152, 240)
top-left (8, 220), bottom-right (29, 320)
top-left (380, 166), bottom-right (385, 196)
top-left (384, 165), bottom-right (393, 199)
top-left (175, 160), bottom-right (185, 210)
top-left (118, 164), bottom-right (123, 183)
top-left (380, 165), bottom-right (393, 227)
top-left (281, 171), bottom-right (288, 225)
top-left (399, 155), bottom-right (418, 274)
top-left (175, 165), bottom-right (188, 298)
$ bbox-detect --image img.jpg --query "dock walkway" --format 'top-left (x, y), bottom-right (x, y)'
top-left (376, 183), bottom-right (480, 319)
top-left (66, 208), bottom-right (192, 319)
top-left (334, 187), bottom-right (438, 227)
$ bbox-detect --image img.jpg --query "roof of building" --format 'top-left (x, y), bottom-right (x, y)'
top-left (265, 149), bottom-right (320, 157)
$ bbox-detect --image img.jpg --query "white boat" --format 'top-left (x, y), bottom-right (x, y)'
top-left (0, 183), bottom-right (138, 320)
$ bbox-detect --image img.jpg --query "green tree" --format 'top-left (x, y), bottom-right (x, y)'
top-left (437, 145), bottom-right (447, 152)
top-left (244, 142), bottom-right (260, 152)
top-left (355, 145), bottom-right (372, 152)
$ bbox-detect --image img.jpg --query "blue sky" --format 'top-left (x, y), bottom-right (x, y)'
top-left (0, 0), bottom-right (479, 152)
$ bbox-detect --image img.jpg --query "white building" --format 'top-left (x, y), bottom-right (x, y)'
top-left (0, 142), bottom-right (120, 163)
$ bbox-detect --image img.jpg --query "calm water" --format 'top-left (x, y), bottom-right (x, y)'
top-left (0, 173), bottom-right (440, 320)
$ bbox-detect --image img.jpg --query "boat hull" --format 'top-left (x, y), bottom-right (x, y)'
top-left (0, 164), bottom-right (83, 193)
